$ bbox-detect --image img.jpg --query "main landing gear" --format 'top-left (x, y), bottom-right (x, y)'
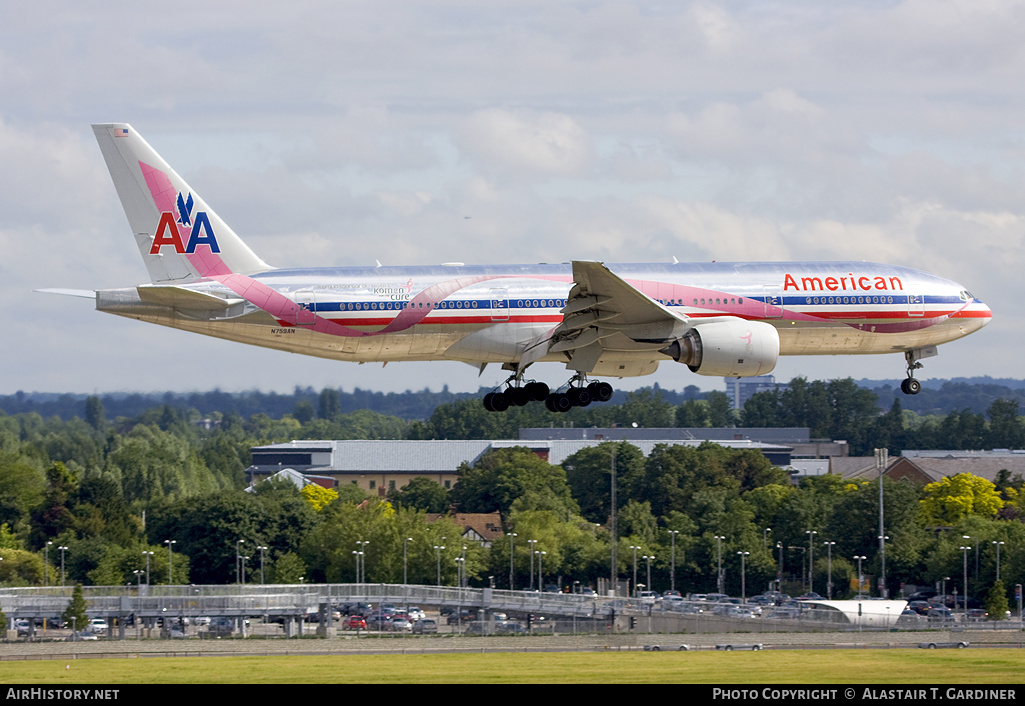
top-left (482, 374), bottom-right (615, 413)
top-left (900, 350), bottom-right (923, 395)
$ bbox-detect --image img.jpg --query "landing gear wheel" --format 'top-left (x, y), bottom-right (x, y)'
top-left (900, 378), bottom-right (921, 395)
top-left (483, 391), bottom-right (509, 412)
top-left (545, 393), bottom-right (573, 413)
top-left (587, 381), bottom-right (614, 402)
top-left (568, 387), bottom-right (591, 407)
top-left (510, 387), bottom-right (531, 407)
top-left (525, 381), bottom-right (550, 401)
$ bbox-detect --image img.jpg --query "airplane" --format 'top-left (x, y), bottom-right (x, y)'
top-left (42, 124), bottom-right (993, 412)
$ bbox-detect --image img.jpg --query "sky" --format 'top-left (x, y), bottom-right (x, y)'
top-left (3, 0), bottom-right (1024, 397)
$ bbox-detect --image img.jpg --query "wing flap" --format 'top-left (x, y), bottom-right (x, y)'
top-left (545, 261), bottom-right (693, 376)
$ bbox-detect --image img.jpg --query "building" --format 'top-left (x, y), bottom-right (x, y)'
top-left (723, 375), bottom-right (784, 410)
top-left (520, 426), bottom-right (846, 460)
top-left (834, 450), bottom-right (1025, 486)
top-left (246, 436), bottom-right (798, 493)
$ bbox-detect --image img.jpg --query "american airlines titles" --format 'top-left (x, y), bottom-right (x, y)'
top-left (782, 273), bottom-right (903, 292)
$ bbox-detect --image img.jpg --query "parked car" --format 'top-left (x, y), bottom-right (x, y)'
top-left (66, 631), bottom-right (99, 641)
top-left (344, 615), bottom-right (366, 630)
top-left (389, 617), bottom-right (413, 632)
top-left (637, 591), bottom-right (660, 605)
top-left (495, 620), bottom-right (527, 634)
top-left (927, 606), bottom-right (956, 624)
top-left (463, 621), bottom-right (490, 635)
top-left (89, 618), bottom-right (109, 635)
top-left (412, 618), bottom-right (438, 634)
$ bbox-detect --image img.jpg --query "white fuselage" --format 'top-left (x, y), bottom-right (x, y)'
top-left (95, 260), bottom-right (991, 376)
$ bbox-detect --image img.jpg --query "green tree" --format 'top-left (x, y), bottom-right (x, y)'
top-left (0, 548), bottom-right (45, 585)
top-left (920, 474), bottom-right (1003, 526)
top-left (388, 477), bottom-right (449, 514)
top-left (84, 396), bottom-right (106, 432)
top-left (985, 579), bottom-right (1009, 620)
top-left (987, 400), bottom-right (1025, 450)
top-left (62, 583), bottom-right (89, 632)
top-left (271, 551), bottom-right (308, 584)
top-left (450, 447), bottom-right (577, 518)
top-left (562, 442), bottom-right (645, 525)
top-left (706, 391), bottom-right (734, 427)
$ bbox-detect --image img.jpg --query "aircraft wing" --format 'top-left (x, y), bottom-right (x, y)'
top-left (548, 261), bottom-right (691, 375)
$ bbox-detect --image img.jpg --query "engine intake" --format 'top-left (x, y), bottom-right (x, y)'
top-left (660, 319), bottom-right (779, 377)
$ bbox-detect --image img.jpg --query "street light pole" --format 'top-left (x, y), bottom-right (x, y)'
top-left (630, 545), bottom-right (640, 597)
top-left (993, 541), bottom-right (1005, 581)
top-left (643, 554), bottom-right (652, 596)
top-left (527, 539), bottom-right (537, 589)
top-left (876, 447), bottom-right (888, 598)
top-left (960, 544), bottom-right (971, 616)
top-left (434, 545), bottom-right (445, 586)
top-left (164, 540), bottom-right (175, 585)
top-left (805, 530), bottom-right (817, 593)
top-left (668, 530), bottom-right (679, 593)
top-left (256, 546), bottom-right (267, 585)
top-left (737, 551), bottom-right (749, 603)
top-left (823, 541), bottom-right (835, 599)
top-left (235, 539), bottom-right (245, 584)
top-left (853, 555), bottom-right (866, 597)
top-left (356, 540), bottom-right (370, 583)
top-left (508, 533), bottom-right (517, 590)
top-left (714, 535), bottom-right (725, 595)
top-left (776, 541), bottom-right (783, 592)
top-left (58, 545), bottom-right (68, 586)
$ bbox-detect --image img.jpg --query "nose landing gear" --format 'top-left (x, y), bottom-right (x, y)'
top-left (900, 350), bottom-right (925, 395)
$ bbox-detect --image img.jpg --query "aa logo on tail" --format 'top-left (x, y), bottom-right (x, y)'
top-left (149, 191), bottom-right (220, 254)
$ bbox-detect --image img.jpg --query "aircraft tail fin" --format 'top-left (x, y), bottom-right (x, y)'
top-left (92, 123), bottom-right (273, 283)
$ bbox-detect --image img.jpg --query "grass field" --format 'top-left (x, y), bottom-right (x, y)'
top-left (1, 649), bottom-right (1023, 684)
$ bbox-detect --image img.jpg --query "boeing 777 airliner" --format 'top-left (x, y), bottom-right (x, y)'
top-left (42, 124), bottom-right (992, 412)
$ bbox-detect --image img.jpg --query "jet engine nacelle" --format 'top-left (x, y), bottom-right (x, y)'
top-left (660, 319), bottom-right (779, 377)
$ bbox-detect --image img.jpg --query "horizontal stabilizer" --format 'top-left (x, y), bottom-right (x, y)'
top-left (35, 288), bottom-right (95, 299)
top-left (136, 285), bottom-right (243, 311)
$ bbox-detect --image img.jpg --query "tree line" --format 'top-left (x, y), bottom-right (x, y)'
top-left (1, 380), bottom-right (1024, 612)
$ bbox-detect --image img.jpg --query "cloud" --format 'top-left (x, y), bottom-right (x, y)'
top-left (458, 109), bottom-right (595, 179)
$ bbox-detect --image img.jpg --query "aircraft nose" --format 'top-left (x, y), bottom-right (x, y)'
top-left (965, 297), bottom-right (992, 331)
top-left (978, 300), bottom-right (993, 326)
